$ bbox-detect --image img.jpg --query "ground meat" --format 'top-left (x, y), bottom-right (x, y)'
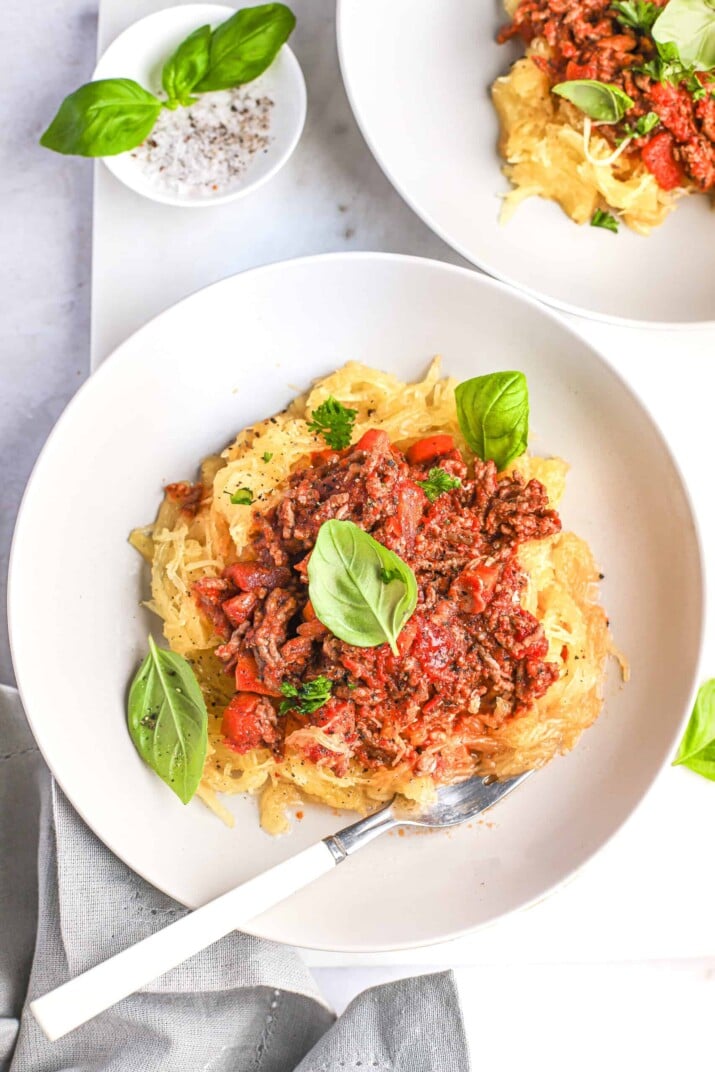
top-left (254, 445), bottom-right (405, 558)
top-left (499, 0), bottom-right (715, 192)
top-left (484, 473), bottom-right (559, 544)
top-left (247, 587), bottom-right (298, 691)
top-left (165, 481), bottom-right (204, 517)
top-left (195, 432), bottom-right (562, 775)
top-left (192, 577), bottom-right (232, 639)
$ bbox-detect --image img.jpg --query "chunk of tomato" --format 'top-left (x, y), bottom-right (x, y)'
top-left (565, 60), bottom-right (598, 81)
top-left (354, 429), bottom-right (390, 453)
top-left (310, 449), bottom-right (341, 466)
top-left (450, 563), bottom-right (500, 615)
top-left (396, 482), bottom-right (424, 548)
top-left (406, 435), bottom-right (455, 465)
top-left (222, 592), bottom-right (257, 628)
top-left (222, 693), bottom-right (267, 753)
top-left (234, 653), bottom-right (280, 696)
top-left (641, 132), bottom-right (684, 191)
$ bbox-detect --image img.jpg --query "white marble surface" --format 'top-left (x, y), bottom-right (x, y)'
top-left (5, 1), bottom-right (715, 1062)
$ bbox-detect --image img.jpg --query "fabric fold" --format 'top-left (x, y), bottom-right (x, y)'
top-left (0, 685), bottom-right (469, 1072)
top-left (294, 971), bottom-right (470, 1072)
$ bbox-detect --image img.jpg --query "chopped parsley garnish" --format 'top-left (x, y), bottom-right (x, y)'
top-left (307, 397), bottom-right (357, 450)
top-left (637, 41), bottom-right (701, 90)
top-left (635, 53), bottom-right (711, 97)
top-left (262, 452), bottom-right (273, 463)
top-left (416, 467), bottom-right (462, 502)
top-left (610, 1), bottom-right (661, 31)
top-left (591, 209), bottom-right (620, 233)
top-left (635, 111), bottom-right (660, 136)
top-left (379, 565), bottom-right (403, 584)
top-left (617, 111), bottom-right (660, 143)
top-left (230, 487), bottom-right (254, 505)
top-left (280, 676), bottom-right (333, 715)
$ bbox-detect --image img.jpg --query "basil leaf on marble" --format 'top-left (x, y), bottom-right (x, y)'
top-left (40, 79), bottom-right (162, 156)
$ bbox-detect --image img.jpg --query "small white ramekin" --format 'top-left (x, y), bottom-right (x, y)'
top-left (92, 3), bottom-right (306, 207)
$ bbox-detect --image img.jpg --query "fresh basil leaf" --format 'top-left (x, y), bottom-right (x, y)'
top-left (455, 371), bottom-right (529, 471)
top-left (591, 208), bottom-right (620, 232)
top-left (40, 79), bottom-right (162, 157)
top-left (610, 1), bottom-right (661, 31)
top-left (195, 3), bottom-right (296, 93)
top-left (379, 566), bottom-right (402, 584)
top-left (652, 0), bottom-right (715, 71)
top-left (307, 397), bottom-right (357, 450)
top-left (552, 79), bottom-right (635, 123)
top-left (162, 24), bottom-right (211, 106)
top-left (682, 749), bottom-right (715, 779)
top-left (673, 679), bottom-right (715, 779)
top-left (127, 636), bottom-right (208, 804)
top-left (308, 520), bottom-right (417, 656)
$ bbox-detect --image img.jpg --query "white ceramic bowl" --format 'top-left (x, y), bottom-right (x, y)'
top-left (9, 254), bottom-right (704, 951)
top-left (92, 4), bottom-right (306, 207)
top-left (337, 0), bottom-right (715, 326)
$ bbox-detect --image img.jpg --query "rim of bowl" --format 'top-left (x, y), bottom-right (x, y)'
top-left (8, 252), bottom-right (707, 948)
top-left (335, 1), bottom-right (715, 330)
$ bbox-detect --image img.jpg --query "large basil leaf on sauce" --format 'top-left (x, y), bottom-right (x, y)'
top-left (308, 520), bottom-right (418, 656)
top-left (552, 80), bottom-right (634, 123)
top-left (195, 3), bottom-right (296, 92)
top-left (40, 79), bottom-right (162, 156)
top-left (455, 371), bottom-right (529, 472)
top-left (127, 636), bottom-right (208, 804)
top-left (652, 0), bottom-right (715, 71)
top-left (674, 679), bottom-right (715, 780)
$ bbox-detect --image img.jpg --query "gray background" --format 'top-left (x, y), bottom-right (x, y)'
top-left (2, 2), bottom-right (94, 684)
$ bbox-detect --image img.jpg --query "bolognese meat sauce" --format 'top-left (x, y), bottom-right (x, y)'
top-left (193, 431), bottom-right (562, 780)
top-left (499, 0), bottom-right (715, 192)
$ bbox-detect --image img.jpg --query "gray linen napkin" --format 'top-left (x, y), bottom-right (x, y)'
top-left (0, 685), bottom-right (469, 1071)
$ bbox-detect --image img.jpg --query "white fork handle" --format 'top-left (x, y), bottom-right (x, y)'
top-left (30, 841), bottom-right (335, 1041)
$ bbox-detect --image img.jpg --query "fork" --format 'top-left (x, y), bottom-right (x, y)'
top-left (31, 770), bottom-right (532, 1041)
